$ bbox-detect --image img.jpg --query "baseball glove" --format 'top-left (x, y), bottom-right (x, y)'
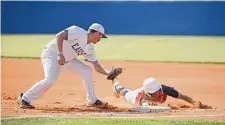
top-left (107, 68), bottom-right (123, 80)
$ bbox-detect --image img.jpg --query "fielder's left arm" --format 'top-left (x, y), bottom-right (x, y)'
top-left (84, 44), bottom-right (110, 76)
top-left (84, 58), bottom-right (110, 76)
top-left (87, 59), bottom-right (122, 79)
top-left (93, 62), bottom-right (110, 76)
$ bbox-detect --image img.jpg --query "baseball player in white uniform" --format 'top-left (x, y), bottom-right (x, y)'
top-left (17, 23), bottom-right (111, 109)
top-left (111, 77), bottom-right (211, 108)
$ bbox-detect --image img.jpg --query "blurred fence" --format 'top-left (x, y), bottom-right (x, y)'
top-left (2, 1), bottom-right (225, 36)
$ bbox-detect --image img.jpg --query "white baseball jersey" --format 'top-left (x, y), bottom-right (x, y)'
top-left (46, 25), bottom-right (97, 63)
top-left (22, 25), bottom-right (101, 104)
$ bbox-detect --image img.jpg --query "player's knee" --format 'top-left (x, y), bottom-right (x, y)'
top-left (81, 65), bottom-right (92, 77)
top-left (80, 66), bottom-right (92, 79)
top-left (43, 77), bottom-right (57, 85)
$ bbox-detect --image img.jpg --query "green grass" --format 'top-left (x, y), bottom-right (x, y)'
top-left (1, 118), bottom-right (225, 125)
top-left (1, 35), bottom-right (225, 63)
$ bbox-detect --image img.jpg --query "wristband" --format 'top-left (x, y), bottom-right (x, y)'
top-left (58, 52), bottom-right (64, 56)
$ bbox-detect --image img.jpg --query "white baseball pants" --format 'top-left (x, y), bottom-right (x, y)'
top-left (22, 47), bottom-right (98, 104)
top-left (114, 81), bottom-right (141, 106)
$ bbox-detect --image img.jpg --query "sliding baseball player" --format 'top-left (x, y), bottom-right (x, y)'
top-left (107, 69), bottom-right (212, 109)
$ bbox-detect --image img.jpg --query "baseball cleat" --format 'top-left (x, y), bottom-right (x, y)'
top-left (112, 80), bottom-right (120, 98)
top-left (17, 93), bottom-right (35, 109)
top-left (86, 99), bottom-right (108, 108)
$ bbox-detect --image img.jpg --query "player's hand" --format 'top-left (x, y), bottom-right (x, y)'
top-left (57, 53), bottom-right (66, 65)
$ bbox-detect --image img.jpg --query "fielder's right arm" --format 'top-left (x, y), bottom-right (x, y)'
top-left (56, 30), bottom-right (66, 65)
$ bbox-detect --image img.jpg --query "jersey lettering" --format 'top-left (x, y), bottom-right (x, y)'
top-left (71, 43), bottom-right (86, 55)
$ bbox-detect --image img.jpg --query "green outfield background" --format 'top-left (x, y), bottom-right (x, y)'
top-left (2, 35), bottom-right (225, 63)
top-left (1, 35), bottom-right (225, 124)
